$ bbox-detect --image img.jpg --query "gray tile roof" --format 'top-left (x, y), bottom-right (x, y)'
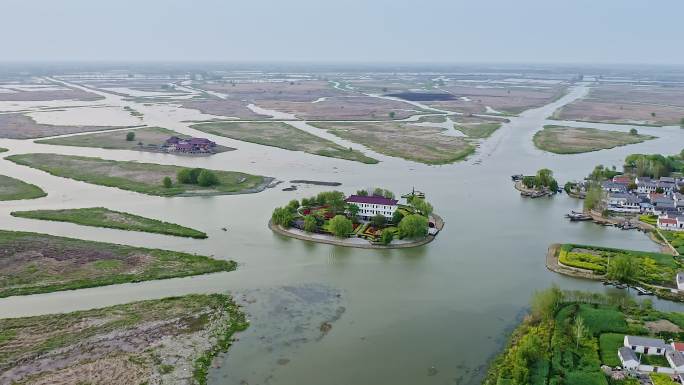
top-left (667, 350), bottom-right (684, 368)
top-left (619, 346), bottom-right (638, 363)
top-left (624, 335), bottom-right (668, 349)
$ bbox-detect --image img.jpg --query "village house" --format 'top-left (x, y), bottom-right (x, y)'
top-left (602, 181), bottom-right (628, 193)
top-left (606, 193), bottom-right (641, 213)
top-left (164, 136), bottom-right (217, 154)
top-left (345, 195), bottom-right (398, 220)
top-left (666, 350), bottom-right (684, 372)
top-left (624, 336), bottom-right (669, 355)
top-left (618, 346), bottom-right (640, 371)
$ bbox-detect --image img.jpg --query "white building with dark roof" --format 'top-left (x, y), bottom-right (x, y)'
top-left (345, 195), bottom-right (398, 220)
top-left (667, 350), bottom-right (684, 372)
top-left (624, 335), bottom-right (669, 355)
top-left (618, 346), bottom-right (640, 371)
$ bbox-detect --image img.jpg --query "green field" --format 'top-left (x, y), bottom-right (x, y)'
top-left (191, 121), bottom-right (377, 163)
top-left (11, 207), bottom-right (207, 238)
top-left (36, 126), bottom-right (231, 154)
top-left (0, 229), bottom-right (235, 297)
top-left (6, 153), bottom-right (268, 197)
top-left (0, 294), bottom-right (247, 385)
top-left (0, 147), bottom-right (7, 153)
top-left (533, 125), bottom-right (655, 154)
top-left (558, 243), bottom-right (680, 286)
top-left (0, 174), bottom-right (47, 201)
top-left (661, 230), bottom-right (684, 255)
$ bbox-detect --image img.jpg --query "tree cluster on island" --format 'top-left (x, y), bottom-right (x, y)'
top-left (271, 189), bottom-right (434, 245)
top-left (521, 168), bottom-right (559, 192)
top-left (161, 168), bottom-right (219, 188)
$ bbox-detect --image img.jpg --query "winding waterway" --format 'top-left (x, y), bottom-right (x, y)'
top-left (1, 81), bottom-right (684, 385)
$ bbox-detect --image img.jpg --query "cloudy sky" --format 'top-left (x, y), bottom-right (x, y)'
top-left (2, 0), bottom-right (682, 64)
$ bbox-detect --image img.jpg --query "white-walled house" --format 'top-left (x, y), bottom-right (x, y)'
top-left (666, 350), bottom-right (684, 373)
top-left (606, 193), bottom-right (641, 213)
top-left (624, 335), bottom-right (669, 355)
top-left (658, 216), bottom-right (684, 232)
top-left (619, 346), bottom-right (640, 371)
top-left (345, 195), bottom-right (398, 220)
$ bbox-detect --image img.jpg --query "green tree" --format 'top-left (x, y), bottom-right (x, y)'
top-left (411, 198), bottom-right (433, 216)
top-left (189, 168), bottom-right (203, 183)
top-left (328, 215), bottom-right (353, 237)
top-left (391, 210), bottom-right (404, 225)
top-left (522, 175), bottom-right (535, 188)
top-left (530, 284), bottom-right (563, 321)
top-left (398, 214), bottom-right (428, 239)
top-left (629, 128), bottom-right (638, 136)
top-left (303, 215), bottom-right (317, 233)
top-left (607, 255), bottom-right (639, 283)
top-left (574, 315), bottom-right (586, 349)
top-left (177, 168), bottom-right (193, 184)
top-left (197, 169), bottom-right (218, 187)
top-left (381, 230), bottom-right (394, 245)
top-left (584, 184), bottom-right (603, 211)
top-left (534, 168), bottom-right (554, 188)
top-left (356, 189), bottom-right (369, 196)
top-left (162, 176), bottom-right (173, 188)
top-left (389, 111), bottom-right (396, 119)
top-left (286, 199), bottom-right (300, 213)
top-left (371, 213), bottom-right (386, 227)
top-left (372, 187), bottom-right (384, 196)
top-left (126, 132), bottom-right (135, 141)
top-left (271, 207), bottom-right (294, 228)
top-left (346, 204), bottom-right (360, 221)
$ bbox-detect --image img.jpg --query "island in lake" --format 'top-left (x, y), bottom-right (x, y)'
top-left (270, 188), bottom-right (443, 248)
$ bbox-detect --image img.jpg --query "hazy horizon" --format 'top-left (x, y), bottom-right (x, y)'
top-left (3, 0), bottom-right (683, 65)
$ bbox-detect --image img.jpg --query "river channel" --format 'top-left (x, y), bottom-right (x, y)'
top-left (1, 82), bottom-right (683, 385)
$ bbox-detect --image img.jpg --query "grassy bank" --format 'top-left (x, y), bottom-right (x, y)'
top-left (11, 207), bottom-right (207, 238)
top-left (0, 230), bottom-right (235, 298)
top-left (484, 288), bottom-right (683, 385)
top-left (0, 147), bottom-right (7, 153)
top-left (6, 153), bottom-right (267, 197)
top-left (0, 294), bottom-right (248, 385)
top-left (191, 121), bottom-right (378, 164)
top-left (36, 126), bottom-right (233, 154)
top-left (0, 175), bottom-right (47, 201)
top-left (454, 122), bottom-right (502, 138)
top-left (533, 125), bottom-right (656, 154)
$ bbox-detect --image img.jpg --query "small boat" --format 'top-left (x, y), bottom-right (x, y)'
top-left (511, 174), bottom-right (523, 181)
top-left (615, 283), bottom-right (628, 289)
top-left (635, 287), bottom-right (653, 296)
top-left (602, 281), bottom-right (614, 286)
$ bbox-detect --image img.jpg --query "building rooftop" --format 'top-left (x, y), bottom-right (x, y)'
top-left (625, 335), bottom-right (668, 349)
top-left (346, 195), bottom-right (398, 206)
top-left (618, 346), bottom-right (638, 363)
top-left (667, 350), bottom-right (684, 367)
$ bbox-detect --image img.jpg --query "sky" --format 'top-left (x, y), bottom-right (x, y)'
top-left (2, 0), bottom-right (683, 64)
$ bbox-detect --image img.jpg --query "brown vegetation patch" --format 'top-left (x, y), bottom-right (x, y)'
top-left (554, 84), bottom-right (684, 125)
top-left (257, 96), bottom-right (423, 120)
top-left (429, 83), bottom-right (567, 114)
top-left (0, 113), bottom-right (126, 139)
